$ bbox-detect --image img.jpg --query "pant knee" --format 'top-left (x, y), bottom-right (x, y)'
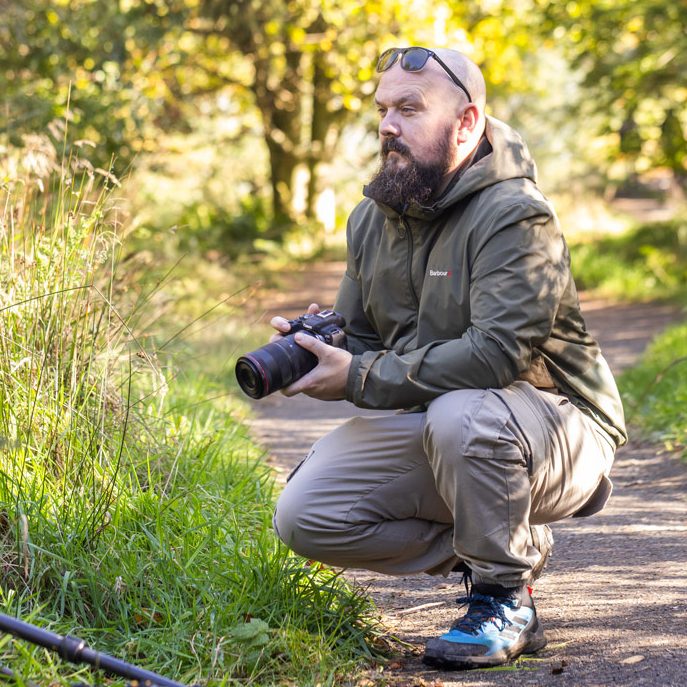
top-left (425, 388), bottom-right (524, 467)
top-left (273, 482), bottom-right (346, 562)
top-left (273, 483), bottom-right (311, 557)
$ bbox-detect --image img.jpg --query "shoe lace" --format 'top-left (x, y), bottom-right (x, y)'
top-left (451, 592), bottom-right (517, 635)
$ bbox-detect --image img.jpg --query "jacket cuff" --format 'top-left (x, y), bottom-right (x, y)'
top-left (345, 350), bottom-right (387, 406)
top-left (345, 354), bottom-right (363, 403)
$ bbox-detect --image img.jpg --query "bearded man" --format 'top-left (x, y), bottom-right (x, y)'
top-left (270, 47), bottom-right (626, 669)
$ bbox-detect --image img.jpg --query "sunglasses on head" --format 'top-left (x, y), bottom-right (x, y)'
top-left (376, 47), bottom-right (473, 103)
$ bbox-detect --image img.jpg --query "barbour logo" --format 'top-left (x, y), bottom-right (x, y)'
top-left (429, 269), bottom-right (452, 277)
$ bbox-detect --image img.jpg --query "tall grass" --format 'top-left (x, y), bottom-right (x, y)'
top-left (0, 136), bottom-right (382, 685)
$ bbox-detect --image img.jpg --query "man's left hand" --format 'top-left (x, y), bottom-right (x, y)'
top-left (281, 333), bottom-right (352, 400)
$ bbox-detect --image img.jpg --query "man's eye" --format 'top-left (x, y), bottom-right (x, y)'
top-left (401, 107), bottom-right (415, 115)
top-left (376, 107), bottom-right (387, 117)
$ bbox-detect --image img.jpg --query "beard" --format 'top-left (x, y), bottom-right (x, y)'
top-left (365, 127), bottom-right (454, 210)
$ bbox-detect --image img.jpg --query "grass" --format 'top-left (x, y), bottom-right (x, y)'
top-left (618, 321), bottom-right (687, 456)
top-left (568, 215), bottom-right (687, 303)
top-left (0, 135), bottom-right (384, 685)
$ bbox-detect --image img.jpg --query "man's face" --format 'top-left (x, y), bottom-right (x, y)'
top-left (366, 64), bottom-right (462, 207)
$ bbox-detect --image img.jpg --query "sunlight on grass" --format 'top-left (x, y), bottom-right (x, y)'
top-left (568, 216), bottom-right (687, 302)
top-left (0, 136), bottom-right (383, 686)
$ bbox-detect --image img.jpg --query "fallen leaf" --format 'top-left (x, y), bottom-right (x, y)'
top-left (620, 655), bottom-right (645, 665)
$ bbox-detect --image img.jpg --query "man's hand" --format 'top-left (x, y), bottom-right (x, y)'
top-left (280, 333), bottom-right (352, 400)
top-left (269, 302), bottom-right (320, 342)
top-left (268, 302), bottom-right (351, 400)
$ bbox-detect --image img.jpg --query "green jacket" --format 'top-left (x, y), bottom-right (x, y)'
top-left (335, 116), bottom-right (627, 446)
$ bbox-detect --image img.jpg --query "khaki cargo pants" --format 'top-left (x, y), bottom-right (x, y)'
top-left (273, 381), bottom-right (616, 586)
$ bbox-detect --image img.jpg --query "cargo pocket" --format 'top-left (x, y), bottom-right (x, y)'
top-left (460, 390), bottom-right (518, 460)
top-left (286, 448), bottom-right (315, 483)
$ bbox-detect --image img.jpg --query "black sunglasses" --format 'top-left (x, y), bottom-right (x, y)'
top-left (377, 47), bottom-right (472, 103)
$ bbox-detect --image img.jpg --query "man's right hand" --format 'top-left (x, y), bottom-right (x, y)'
top-left (269, 302), bottom-right (321, 342)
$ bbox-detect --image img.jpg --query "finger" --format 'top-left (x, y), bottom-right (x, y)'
top-left (294, 332), bottom-right (326, 357)
top-left (306, 303), bottom-right (320, 315)
top-left (269, 333), bottom-right (283, 343)
top-left (281, 369), bottom-right (315, 397)
top-left (270, 316), bottom-right (291, 332)
top-left (280, 377), bottom-right (307, 397)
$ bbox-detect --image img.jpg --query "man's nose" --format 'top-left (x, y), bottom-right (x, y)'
top-left (379, 111), bottom-right (401, 138)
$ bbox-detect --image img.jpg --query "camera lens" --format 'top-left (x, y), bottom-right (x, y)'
top-left (235, 356), bottom-right (266, 399)
top-left (234, 334), bottom-right (318, 399)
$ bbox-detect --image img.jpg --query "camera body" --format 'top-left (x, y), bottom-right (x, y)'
top-left (235, 310), bottom-right (347, 399)
top-left (287, 310), bottom-right (347, 346)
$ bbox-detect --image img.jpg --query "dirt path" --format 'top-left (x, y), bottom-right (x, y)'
top-left (247, 262), bottom-right (687, 687)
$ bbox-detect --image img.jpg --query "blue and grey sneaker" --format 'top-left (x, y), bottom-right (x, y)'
top-left (422, 583), bottom-right (547, 670)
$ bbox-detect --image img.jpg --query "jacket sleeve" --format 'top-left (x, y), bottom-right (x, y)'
top-left (335, 272), bottom-right (385, 355)
top-left (334, 215), bottom-right (385, 356)
top-left (345, 207), bottom-right (569, 409)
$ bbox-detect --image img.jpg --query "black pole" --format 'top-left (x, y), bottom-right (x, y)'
top-left (0, 612), bottom-right (188, 687)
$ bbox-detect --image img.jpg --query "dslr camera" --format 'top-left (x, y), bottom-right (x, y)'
top-left (235, 310), bottom-right (347, 399)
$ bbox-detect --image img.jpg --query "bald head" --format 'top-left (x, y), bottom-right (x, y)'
top-left (432, 49), bottom-right (487, 112)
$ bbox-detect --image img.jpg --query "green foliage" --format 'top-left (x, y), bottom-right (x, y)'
top-left (619, 322), bottom-right (687, 455)
top-left (175, 195), bottom-right (272, 257)
top-left (0, 0), bottom-right (196, 172)
top-left (0, 142), bottom-right (382, 685)
top-left (569, 217), bottom-right (687, 300)
top-left (539, 0), bottom-right (687, 187)
top-left (3, 0), bottom-right (557, 244)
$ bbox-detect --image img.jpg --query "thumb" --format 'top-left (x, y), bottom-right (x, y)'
top-left (294, 332), bottom-right (324, 357)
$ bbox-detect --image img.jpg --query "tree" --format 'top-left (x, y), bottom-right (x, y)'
top-left (539, 0), bottom-right (687, 191)
top-left (2, 0), bottom-right (550, 242)
top-left (193, 1), bottom-right (399, 228)
top-left (0, 0), bottom-right (199, 172)
top-left (193, 0), bottom-right (544, 229)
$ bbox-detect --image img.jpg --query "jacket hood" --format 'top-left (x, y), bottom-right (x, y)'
top-left (363, 116), bottom-right (538, 221)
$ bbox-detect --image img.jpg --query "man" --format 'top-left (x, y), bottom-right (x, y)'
top-left (271, 47), bottom-right (626, 670)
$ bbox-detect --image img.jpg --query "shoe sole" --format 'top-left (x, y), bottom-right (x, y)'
top-left (422, 620), bottom-right (547, 670)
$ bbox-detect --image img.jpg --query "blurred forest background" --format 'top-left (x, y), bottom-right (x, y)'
top-left (0, 1), bottom-right (686, 685)
top-left (3, 0), bottom-right (686, 261)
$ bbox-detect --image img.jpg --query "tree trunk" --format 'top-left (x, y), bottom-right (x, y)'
top-left (266, 138), bottom-right (299, 230)
top-left (253, 49), bottom-right (304, 233)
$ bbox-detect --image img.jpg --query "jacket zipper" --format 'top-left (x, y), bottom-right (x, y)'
top-left (399, 215), bottom-right (420, 308)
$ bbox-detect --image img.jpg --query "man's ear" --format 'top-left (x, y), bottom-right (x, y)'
top-left (456, 104), bottom-right (480, 144)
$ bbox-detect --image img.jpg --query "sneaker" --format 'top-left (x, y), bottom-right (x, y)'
top-left (529, 524), bottom-right (554, 583)
top-left (422, 583), bottom-right (547, 670)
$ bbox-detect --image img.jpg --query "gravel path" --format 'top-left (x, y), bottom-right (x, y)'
top-left (247, 262), bottom-right (687, 687)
